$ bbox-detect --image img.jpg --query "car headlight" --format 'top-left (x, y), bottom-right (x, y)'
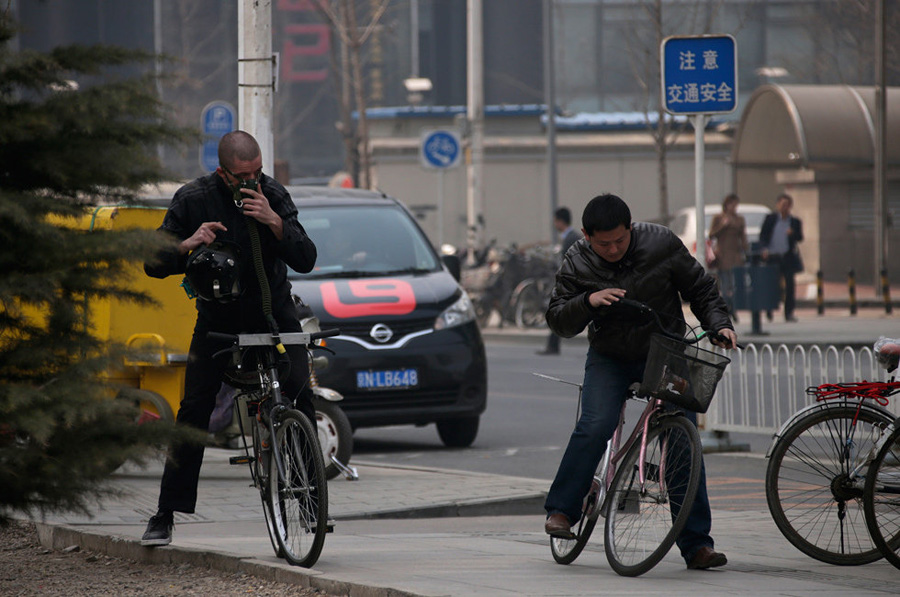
top-left (434, 291), bottom-right (476, 330)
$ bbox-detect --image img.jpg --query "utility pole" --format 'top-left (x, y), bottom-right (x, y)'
top-left (238, 0), bottom-right (275, 174)
top-left (874, 0), bottom-right (888, 293)
top-left (543, 0), bottom-right (558, 244)
top-left (466, 0), bottom-right (484, 266)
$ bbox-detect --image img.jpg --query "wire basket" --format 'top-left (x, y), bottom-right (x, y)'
top-left (639, 333), bottom-right (731, 413)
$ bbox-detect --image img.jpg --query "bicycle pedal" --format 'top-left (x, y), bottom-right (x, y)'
top-left (229, 455), bottom-right (252, 465)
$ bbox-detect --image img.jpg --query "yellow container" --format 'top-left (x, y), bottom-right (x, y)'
top-left (83, 205), bottom-right (195, 421)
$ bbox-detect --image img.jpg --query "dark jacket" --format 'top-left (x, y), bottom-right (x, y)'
top-left (561, 228), bottom-right (581, 255)
top-left (546, 222), bottom-right (732, 361)
top-left (144, 172), bottom-right (317, 333)
top-left (759, 212), bottom-right (803, 273)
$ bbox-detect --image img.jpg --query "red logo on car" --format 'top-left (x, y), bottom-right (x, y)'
top-left (319, 279), bottom-right (417, 318)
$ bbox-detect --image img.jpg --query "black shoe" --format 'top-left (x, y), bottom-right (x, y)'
top-left (535, 349), bottom-right (559, 356)
top-left (141, 510), bottom-right (174, 547)
top-left (785, 315), bottom-right (798, 323)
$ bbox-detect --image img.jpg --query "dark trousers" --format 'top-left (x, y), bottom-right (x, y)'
top-left (544, 347), bottom-right (715, 563)
top-left (158, 328), bottom-right (313, 514)
top-left (768, 254), bottom-right (797, 318)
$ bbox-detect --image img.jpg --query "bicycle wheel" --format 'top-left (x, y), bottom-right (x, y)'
top-left (253, 429), bottom-right (285, 559)
top-left (551, 477), bottom-right (604, 565)
top-left (513, 280), bottom-right (547, 329)
top-left (267, 409), bottom-right (328, 567)
top-left (864, 424), bottom-right (900, 569)
top-left (765, 405), bottom-right (892, 565)
top-left (604, 415), bottom-right (701, 577)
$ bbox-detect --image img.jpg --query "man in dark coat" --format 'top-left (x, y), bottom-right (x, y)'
top-left (542, 194), bottom-right (737, 570)
top-left (537, 207), bottom-right (582, 355)
top-left (759, 193), bottom-right (803, 322)
top-left (140, 130), bottom-right (317, 547)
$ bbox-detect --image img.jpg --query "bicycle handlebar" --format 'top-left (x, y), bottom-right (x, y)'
top-left (611, 298), bottom-right (741, 349)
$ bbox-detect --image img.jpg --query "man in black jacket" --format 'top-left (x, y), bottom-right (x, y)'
top-left (140, 131), bottom-right (317, 547)
top-left (542, 194), bottom-right (737, 570)
top-left (759, 193), bottom-right (803, 322)
top-left (537, 207), bottom-right (582, 355)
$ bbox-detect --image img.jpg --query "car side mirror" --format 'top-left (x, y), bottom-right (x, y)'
top-left (442, 254), bottom-right (461, 282)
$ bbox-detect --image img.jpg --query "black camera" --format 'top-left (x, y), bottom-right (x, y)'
top-left (238, 178), bottom-right (258, 191)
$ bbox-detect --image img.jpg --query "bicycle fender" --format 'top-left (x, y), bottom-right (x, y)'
top-left (313, 386), bottom-right (344, 402)
top-left (510, 278), bottom-right (536, 301)
top-left (765, 399), bottom-right (896, 458)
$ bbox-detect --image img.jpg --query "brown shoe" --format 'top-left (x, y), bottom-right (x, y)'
top-left (687, 546), bottom-right (727, 569)
top-left (544, 513), bottom-right (575, 539)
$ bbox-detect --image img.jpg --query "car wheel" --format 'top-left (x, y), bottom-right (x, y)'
top-left (314, 400), bottom-right (354, 480)
top-left (436, 416), bottom-right (479, 448)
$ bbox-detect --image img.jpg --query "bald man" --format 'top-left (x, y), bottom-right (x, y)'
top-left (141, 131), bottom-right (317, 547)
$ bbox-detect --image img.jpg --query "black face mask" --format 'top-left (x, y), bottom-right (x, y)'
top-left (222, 165), bottom-right (260, 207)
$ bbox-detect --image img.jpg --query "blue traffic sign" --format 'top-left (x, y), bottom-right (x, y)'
top-left (199, 101), bottom-right (236, 172)
top-left (420, 130), bottom-right (461, 169)
top-left (661, 35), bottom-right (737, 115)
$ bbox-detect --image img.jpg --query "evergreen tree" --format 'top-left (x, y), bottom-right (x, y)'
top-left (0, 15), bottom-right (200, 523)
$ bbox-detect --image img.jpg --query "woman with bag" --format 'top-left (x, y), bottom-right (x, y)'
top-left (708, 193), bottom-right (748, 320)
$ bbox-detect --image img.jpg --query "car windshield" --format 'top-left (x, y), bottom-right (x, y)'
top-left (289, 204), bottom-right (441, 278)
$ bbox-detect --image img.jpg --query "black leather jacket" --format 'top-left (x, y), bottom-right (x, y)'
top-left (546, 222), bottom-right (732, 360)
top-left (144, 173), bottom-right (317, 333)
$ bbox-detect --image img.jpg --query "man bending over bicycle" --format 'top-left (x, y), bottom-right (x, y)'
top-left (140, 131), bottom-right (318, 547)
top-left (543, 194), bottom-right (737, 570)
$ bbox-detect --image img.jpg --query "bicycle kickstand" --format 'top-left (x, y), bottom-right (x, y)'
top-left (331, 455), bottom-right (360, 481)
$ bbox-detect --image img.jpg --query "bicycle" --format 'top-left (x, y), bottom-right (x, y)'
top-left (210, 328), bottom-right (339, 568)
top-left (863, 339), bottom-right (900, 569)
top-left (765, 337), bottom-right (900, 566)
top-left (540, 299), bottom-right (732, 576)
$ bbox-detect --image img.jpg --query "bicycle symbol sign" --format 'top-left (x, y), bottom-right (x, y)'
top-left (420, 130), bottom-right (461, 169)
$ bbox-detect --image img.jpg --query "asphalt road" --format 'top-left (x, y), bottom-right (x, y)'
top-left (351, 338), bottom-right (771, 511)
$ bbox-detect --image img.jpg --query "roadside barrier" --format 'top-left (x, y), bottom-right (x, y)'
top-left (706, 343), bottom-right (900, 436)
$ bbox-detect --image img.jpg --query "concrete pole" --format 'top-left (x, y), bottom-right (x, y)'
top-left (694, 113), bottom-right (707, 269)
top-left (874, 0), bottom-right (887, 293)
top-left (466, 0), bottom-right (484, 266)
top-left (543, 0), bottom-right (558, 245)
top-left (238, 0), bottom-right (274, 174)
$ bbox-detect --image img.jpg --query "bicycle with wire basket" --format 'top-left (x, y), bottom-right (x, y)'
top-left (764, 337), bottom-right (900, 566)
top-left (537, 299), bottom-right (732, 577)
top-left (209, 327), bottom-right (339, 568)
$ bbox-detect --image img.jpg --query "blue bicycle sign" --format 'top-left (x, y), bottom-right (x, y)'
top-left (420, 130), bottom-right (461, 169)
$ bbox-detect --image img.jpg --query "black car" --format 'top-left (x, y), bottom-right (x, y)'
top-left (287, 186), bottom-right (487, 447)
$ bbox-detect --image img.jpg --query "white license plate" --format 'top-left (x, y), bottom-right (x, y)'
top-left (356, 368), bottom-right (419, 390)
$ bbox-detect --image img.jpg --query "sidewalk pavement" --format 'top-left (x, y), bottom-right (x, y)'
top-left (29, 304), bottom-right (900, 596)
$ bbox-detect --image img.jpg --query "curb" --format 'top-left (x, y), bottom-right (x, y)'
top-left (35, 521), bottom-right (426, 597)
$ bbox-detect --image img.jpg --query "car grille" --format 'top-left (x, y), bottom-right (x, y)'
top-left (341, 388), bottom-right (458, 412)
top-left (335, 317), bottom-right (434, 339)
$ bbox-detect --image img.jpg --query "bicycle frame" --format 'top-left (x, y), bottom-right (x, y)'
top-left (598, 394), bottom-right (674, 513)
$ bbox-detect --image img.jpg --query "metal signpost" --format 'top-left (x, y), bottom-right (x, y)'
top-left (661, 34), bottom-right (737, 269)
top-left (199, 100), bottom-right (236, 173)
top-left (420, 129), bottom-right (462, 248)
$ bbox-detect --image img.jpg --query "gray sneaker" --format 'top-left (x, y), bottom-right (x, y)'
top-left (141, 511), bottom-right (174, 546)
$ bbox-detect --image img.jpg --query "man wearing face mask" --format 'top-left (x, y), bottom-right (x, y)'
top-left (140, 130), bottom-right (317, 547)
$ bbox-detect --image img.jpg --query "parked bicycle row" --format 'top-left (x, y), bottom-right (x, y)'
top-left (455, 241), bottom-right (560, 329)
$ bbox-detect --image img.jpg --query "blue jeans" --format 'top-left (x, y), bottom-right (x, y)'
top-left (544, 346), bottom-right (715, 562)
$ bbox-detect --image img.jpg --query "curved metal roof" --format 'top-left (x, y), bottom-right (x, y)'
top-left (731, 84), bottom-right (900, 169)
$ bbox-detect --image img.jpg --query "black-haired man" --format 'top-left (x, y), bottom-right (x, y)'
top-left (542, 194), bottom-right (736, 569)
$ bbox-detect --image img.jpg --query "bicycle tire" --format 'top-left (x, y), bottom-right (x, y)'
top-left (253, 426), bottom-right (284, 559)
top-left (267, 409), bottom-right (329, 567)
top-left (513, 280), bottom-right (547, 329)
top-left (765, 405), bottom-right (892, 565)
top-left (604, 415), bottom-right (701, 577)
top-left (550, 477), bottom-right (603, 565)
top-left (864, 423), bottom-right (900, 570)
